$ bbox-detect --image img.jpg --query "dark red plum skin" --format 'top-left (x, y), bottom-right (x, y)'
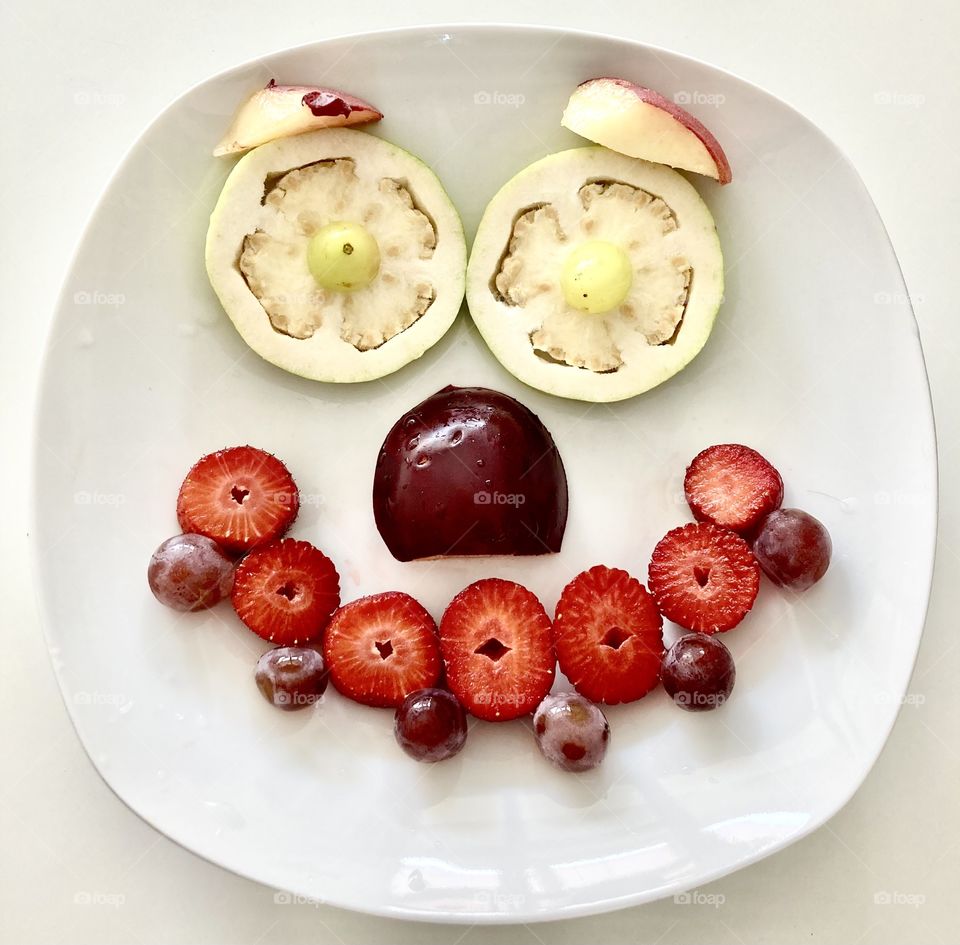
top-left (373, 386), bottom-right (568, 561)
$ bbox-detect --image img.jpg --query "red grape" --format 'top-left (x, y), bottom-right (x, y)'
top-left (394, 689), bottom-right (468, 762)
top-left (255, 647), bottom-right (328, 711)
top-left (753, 508), bottom-right (831, 591)
top-left (533, 692), bottom-right (610, 772)
top-left (148, 534), bottom-right (234, 611)
top-left (661, 634), bottom-right (736, 711)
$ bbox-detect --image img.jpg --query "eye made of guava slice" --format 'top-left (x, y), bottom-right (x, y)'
top-left (466, 147), bottom-right (724, 403)
top-left (205, 128), bottom-right (466, 383)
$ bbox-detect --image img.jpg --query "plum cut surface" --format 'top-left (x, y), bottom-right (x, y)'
top-left (373, 385), bottom-right (568, 561)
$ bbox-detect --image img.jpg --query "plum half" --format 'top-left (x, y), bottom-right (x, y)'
top-left (373, 386), bottom-right (568, 561)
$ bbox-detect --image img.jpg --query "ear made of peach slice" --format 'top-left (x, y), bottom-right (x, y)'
top-left (561, 78), bottom-right (732, 185)
top-left (213, 80), bottom-right (383, 157)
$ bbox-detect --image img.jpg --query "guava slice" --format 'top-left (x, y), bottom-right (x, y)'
top-left (466, 147), bottom-right (724, 402)
top-left (206, 128), bottom-right (466, 383)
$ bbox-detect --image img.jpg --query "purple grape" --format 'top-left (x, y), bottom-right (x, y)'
top-left (753, 508), bottom-right (832, 591)
top-left (394, 689), bottom-right (468, 762)
top-left (255, 646), bottom-right (328, 711)
top-left (533, 692), bottom-right (609, 772)
top-left (662, 634), bottom-right (736, 712)
top-left (148, 534), bottom-right (234, 611)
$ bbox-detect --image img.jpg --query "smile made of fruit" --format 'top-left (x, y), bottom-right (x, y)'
top-left (466, 147), bottom-right (724, 402)
top-left (206, 128), bottom-right (467, 383)
top-left (149, 434), bottom-right (832, 770)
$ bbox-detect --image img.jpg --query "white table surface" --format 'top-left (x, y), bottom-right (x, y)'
top-left (2, 0), bottom-right (957, 942)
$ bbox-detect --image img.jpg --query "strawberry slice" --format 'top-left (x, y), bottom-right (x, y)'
top-left (553, 566), bottom-right (664, 704)
top-left (231, 539), bottom-right (340, 644)
top-left (323, 592), bottom-right (442, 708)
top-left (439, 579), bottom-right (554, 722)
top-left (177, 446), bottom-right (299, 554)
top-left (684, 443), bottom-right (784, 535)
top-left (648, 523), bottom-right (760, 633)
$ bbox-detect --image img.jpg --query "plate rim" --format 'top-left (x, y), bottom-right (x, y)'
top-left (30, 21), bottom-right (940, 924)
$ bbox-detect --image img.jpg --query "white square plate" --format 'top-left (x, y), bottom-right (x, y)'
top-left (33, 24), bottom-right (936, 923)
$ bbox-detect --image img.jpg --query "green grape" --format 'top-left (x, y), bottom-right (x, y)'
top-left (307, 221), bottom-right (380, 291)
top-left (560, 240), bottom-right (633, 314)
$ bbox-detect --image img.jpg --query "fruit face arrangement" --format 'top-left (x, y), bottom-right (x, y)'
top-left (150, 432), bottom-right (832, 771)
top-left (146, 76), bottom-right (834, 776)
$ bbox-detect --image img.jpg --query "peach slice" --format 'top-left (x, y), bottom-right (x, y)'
top-left (213, 80), bottom-right (382, 157)
top-left (561, 78), bottom-right (732, 184)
